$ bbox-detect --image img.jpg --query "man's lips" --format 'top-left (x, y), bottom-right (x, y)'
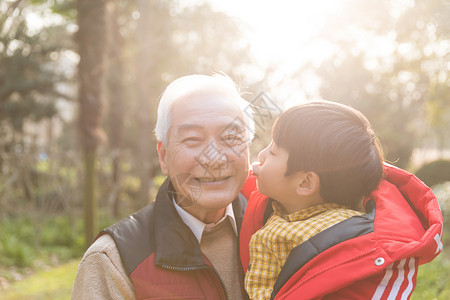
top-left (194, 176), bottom-right (231, 183)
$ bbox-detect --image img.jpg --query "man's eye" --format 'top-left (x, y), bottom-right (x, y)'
top-left (182, 137), bottom-right (201, 144)
top-left (222, 135), bottom-right (244, 144)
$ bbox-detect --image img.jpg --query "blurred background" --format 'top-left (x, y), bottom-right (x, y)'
top-left (0, 0), bottom-right (449, 298)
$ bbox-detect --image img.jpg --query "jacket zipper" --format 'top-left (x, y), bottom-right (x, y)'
top-left (160, 264), bottom-right (230, 300)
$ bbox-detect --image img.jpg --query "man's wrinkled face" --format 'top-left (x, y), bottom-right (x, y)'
top-left (158, 93), bottom-right (250, 222)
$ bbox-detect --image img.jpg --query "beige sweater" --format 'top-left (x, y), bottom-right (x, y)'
top-left (71, 234), bottom-right (135, 300)
top-left (201, 219), bottom-right (242, 300)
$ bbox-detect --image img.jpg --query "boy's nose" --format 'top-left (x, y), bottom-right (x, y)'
top-left (257, 147), bottom-right (267, 164)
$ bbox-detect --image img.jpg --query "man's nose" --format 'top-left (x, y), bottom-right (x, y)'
top-left (196, 140), bottom-right (228, 171)
top-left (212, 151), bottom-right (227, 167)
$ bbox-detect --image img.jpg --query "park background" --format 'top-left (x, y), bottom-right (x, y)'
top-left (0, 0), bottom-right (449, 298)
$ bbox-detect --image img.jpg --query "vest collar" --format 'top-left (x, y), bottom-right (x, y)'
top-left (154, 177), bottom-right (246, 269)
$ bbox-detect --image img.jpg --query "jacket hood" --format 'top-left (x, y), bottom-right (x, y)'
top-left (375, 164), bottom-right (443, 264)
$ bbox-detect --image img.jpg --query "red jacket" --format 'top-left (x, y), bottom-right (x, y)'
top-left (101, 177), bottom-right (249, 300)
top-left (240, 164), bottom-right (443, 299)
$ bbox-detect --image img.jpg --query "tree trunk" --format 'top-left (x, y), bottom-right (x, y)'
top-left (83, 148), bottom-right (98, 246)
top-left (106, 2), bottom-right (124, 218)
top-left (76, 0), bottom-right (107, 249)
top-left (136, 0), bottom-right (154, 206)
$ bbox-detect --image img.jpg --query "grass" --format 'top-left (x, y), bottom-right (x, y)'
top-left (412, 250), bottom-right (450, 300)
top-left (0, 260), bottom-right (79, 300)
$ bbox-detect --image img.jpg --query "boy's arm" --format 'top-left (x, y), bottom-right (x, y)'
top-left (245, 233), bottom-right (280, 300)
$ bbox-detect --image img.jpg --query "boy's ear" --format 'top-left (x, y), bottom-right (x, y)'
top-left (296, 171), bottom-right (320, 196)
top-left (157, 142), bottom-right (169, 175)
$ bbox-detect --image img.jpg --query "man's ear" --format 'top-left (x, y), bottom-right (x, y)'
top-left (157, 141), bottom-right (169, 175)
top-left (296, 171), bottom-right (320, 196)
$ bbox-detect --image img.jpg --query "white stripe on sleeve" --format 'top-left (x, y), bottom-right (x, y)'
top-left (387, 258), bottom-right (407, 300)
top-left (400, 258), bottom-right (416, 300)
top-left (372, 263), bottom-right (394, 300)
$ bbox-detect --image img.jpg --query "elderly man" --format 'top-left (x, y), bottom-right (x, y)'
top-left (72, 74), bottom-right (255, 299)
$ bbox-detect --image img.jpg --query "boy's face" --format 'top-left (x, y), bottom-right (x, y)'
top-left (253, 140), bottom-right (300, 208)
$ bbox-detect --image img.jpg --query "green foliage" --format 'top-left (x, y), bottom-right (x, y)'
top-left (415, 160), bottom-right (450, 187)
top-left (0, 234), bottom-right (34, 268)
top-left (307, 0), bottom-right (450, 167)
top-left (119, 174), bottom-right (141, 204)
top-left (0, 217), bottom-right (35, 267)
top-left (0, 216), bottom-right (77, 268)
top-left (40, 216), bottom-right (83, 249)
top-left (412, 251), bottom-right (450, 300)
top-left (0, 211), bottom-right (116, 270)
top-left (50, 0), bottom-right (77, 19)
top-left (0, 259), bottom-right (78, 300)
top-left (0, 1), bottom-right (73, 135)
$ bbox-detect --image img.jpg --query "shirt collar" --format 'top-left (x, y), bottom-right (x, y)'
top-left (173, 198), bottom-right (238, 243)
top-left (273, 201), bottom-right (346, 222)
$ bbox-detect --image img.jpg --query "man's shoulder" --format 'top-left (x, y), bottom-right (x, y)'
top-left (101, 202), bottom-right (157, 275)
top-left (87, 233), bottom-right (117, 255)
top-left (105, 202), bottom-right (156, 237)
top-left (80, 234), bottom-right (123, 270)
top-left (103, 202), bottom-right (157, 251)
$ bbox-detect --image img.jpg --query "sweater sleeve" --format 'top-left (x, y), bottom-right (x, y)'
top-left (71, 234), bottom-right (135, 300)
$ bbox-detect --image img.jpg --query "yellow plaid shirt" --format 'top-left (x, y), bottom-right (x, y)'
top-left (245, 202), bottom-right (363, 300)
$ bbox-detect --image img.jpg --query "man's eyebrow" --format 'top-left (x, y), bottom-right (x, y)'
top-left (222, 121), bottom-right (246, 132)
top-left (176, 121), bottom-right (246, 134)
top-left (176, 124), bottom-right (204, 133)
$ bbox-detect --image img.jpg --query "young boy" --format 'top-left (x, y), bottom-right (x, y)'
top-left (243, 100), bottom-right (443, 299)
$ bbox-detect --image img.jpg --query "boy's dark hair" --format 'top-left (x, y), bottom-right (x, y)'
top-left (273, 100), bottom-right (384, 210)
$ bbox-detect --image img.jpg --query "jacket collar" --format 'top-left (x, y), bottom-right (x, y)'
top-left (174, 199), bottom-right (238, 243)
top-left (154, 177), bottom-right (247, 268)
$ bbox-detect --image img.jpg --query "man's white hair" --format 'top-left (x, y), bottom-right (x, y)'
top-left (155, 74), bottom-right (255, 146)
